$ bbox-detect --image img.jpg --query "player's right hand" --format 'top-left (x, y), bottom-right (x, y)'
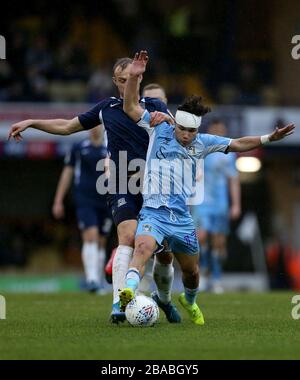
top-left (52, 202), bottom-right (65, 219)
top-left (150, 111), bottom-right (174, 127)
top-left (8, 120), bottom-right (32, 142)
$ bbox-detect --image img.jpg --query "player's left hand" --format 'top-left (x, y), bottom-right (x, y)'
top-left (269, 123), bottom-right (295, 141)
top-left (130, 50), bottom-right (149, 77)
top-left (150, 111), bottom-right (175, 127)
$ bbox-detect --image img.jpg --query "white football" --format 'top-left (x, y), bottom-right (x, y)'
top-left (125, 295), bottom-right (159, 327)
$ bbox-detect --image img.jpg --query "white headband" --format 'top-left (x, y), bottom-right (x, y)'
top-left (175, 110), bottom-right (202, 129)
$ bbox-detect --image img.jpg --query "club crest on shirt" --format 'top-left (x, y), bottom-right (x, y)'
top-left (117, 198), bottom-right (127, 207)
top-left (187, 146), bottom-right (196, 155)
top-left (142, 224), bottom-right (152, 232)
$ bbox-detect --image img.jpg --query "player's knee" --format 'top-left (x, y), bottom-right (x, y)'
top-left (118, 230), bottom-right (135, 246)
top-left (117, 222), bottom-right (136, 247)
top-left (82, 228), bottom-right (99, 243)
top-left (183, 265), bottom-right (199, 281)
top-left (134, 240), bottom-right (153, 259)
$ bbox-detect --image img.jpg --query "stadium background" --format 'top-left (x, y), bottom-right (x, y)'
top-left (1, 0), bottom-right (300, 293)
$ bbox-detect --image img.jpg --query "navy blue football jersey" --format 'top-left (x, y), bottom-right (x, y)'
top-left (64, 140), bottom-right (108, 207)
top-left (78, 97), bottom-right (169, 169)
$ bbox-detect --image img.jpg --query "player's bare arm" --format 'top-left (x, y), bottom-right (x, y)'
top-left (52, 166), bottom-right (74, 219)
top-left (228, 123), bottom-right (295, 152)
top-left (8, 117), bottom-right (84, 141)
top-left (124, 50), bottom-right (149, 122)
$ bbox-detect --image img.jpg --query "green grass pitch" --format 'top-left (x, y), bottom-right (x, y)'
top-left (0, 292), bottom-right (299, 359)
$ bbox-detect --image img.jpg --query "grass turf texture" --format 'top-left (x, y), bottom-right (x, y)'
top-left (0, 292), bottom-right (299, 359)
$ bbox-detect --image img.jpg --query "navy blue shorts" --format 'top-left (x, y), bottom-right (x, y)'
top-left (76, 205), bottom-right (112, 235)
top-left (106, 192), bottom-right (143, 226)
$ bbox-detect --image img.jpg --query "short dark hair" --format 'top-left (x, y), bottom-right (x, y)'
top-left (142, 83), bottom-right (165, 92)
top-left (112, 57), bottom-right (132, 75)
top-left (177, 95), bottom-right (211, 117)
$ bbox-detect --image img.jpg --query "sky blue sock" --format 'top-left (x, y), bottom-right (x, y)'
top-left (125, 268), bottom-right (141, 291)
top-left (184, 287), bottom-right (198, 305)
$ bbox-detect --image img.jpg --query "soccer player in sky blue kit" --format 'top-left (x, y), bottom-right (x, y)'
top-left (8, 57), bottom-right (177, 324)
top-left (52, 126), bottom-right (112, 292)
top-left (118, 50), bottom-right (295, 325)
top-left (191, 120), bottom-right (241, 294)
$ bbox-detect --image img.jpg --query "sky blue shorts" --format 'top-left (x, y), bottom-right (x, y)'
top-left (136, 207), bottom-right (199, 256)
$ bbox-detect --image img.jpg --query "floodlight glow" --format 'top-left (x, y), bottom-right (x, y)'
top-left (236, 157), bottom-right (262, 173)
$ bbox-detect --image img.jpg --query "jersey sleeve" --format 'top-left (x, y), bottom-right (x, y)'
top-left (78, 100), bottom-right (105, 130)
top-left (144, 97), bottom-right (174, 118)
top-left (155, 99), bottom-right (169, 114)
top-left (64, 144), bottom-right (77, 167)
top-left (226, 153), bottom-right (238, 178)
top-left (199, 134), bottom-right (232, 157)
top-left (137, 110), bottom-right (152, 132)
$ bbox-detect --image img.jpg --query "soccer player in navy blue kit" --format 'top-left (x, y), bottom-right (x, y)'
top-left (52, 126), bottom-right (111, 292)
top-left (9, 56), bottom-right (179, 324)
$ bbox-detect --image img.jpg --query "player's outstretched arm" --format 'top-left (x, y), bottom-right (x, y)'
top-left (52, 166), bottom-right (74, 219)
top-left (228, 123), bottom-right (295, 152)
top-left (124, 50), bottom-right (149, 122)
top-left (8, 117), bottom-right (84, 141)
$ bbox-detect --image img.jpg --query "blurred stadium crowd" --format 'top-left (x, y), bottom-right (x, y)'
top-left (1, 0), bottom-right (280, 105)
